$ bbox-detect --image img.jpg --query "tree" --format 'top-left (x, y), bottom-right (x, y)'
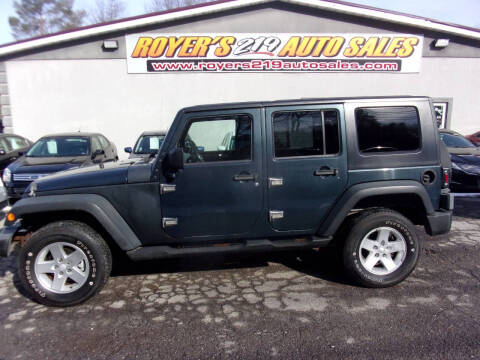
top-left (145, 0), bottom-right (211, 12)
top-left (9, 0), bottom-right (86, 40)
top-left (88, 0), bottom-right (126, 24)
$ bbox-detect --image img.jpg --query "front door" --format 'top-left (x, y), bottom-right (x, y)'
top-left (265, 104), bottom-right (348, 232)
top-left (160, 109), bottom-right (263, 240)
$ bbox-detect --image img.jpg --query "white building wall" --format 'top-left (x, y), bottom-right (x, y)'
top-left (6, 57), bottom-right (480, 158)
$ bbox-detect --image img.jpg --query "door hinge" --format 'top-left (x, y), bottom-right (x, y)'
top-left (162, 217), bottom-right (178, 228)
top-left (269, 210), bottom-right (284, 222)
top-left (268, 177), bottom-right (283, 187)
top-left (160, 184), bottom-right (176, 194)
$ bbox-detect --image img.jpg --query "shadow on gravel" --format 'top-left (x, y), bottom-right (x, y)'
top-left (110, 247), bottom-right (352, 286)
top-left (0, 246), bottom-right (34, 301)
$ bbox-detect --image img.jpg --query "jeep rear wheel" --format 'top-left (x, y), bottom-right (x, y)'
top-left (18, 221), bottom-right (112, 307)
top-left (342, 209), bottom-right (420, 287)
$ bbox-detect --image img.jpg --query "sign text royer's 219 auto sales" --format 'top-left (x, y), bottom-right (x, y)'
top-left (125, 34), bottom-right (423, 73)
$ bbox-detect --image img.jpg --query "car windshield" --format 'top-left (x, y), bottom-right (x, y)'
top-left (439, 133), bottom-right (475, 148)
top-left (133, 135), bottom-right (165, 154)
top-left (26, 137), bottom-right (90, 157)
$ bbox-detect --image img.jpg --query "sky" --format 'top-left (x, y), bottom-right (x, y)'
top-left (0, 0), bottom-right (480, 45)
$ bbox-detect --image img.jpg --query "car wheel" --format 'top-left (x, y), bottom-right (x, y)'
top-left (342, 209), bottom-right (420, 288)
top-left (18, 221), bottom-right (112, 307)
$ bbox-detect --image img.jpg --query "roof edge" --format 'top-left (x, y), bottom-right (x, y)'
top-left (1, 0), bottom-right (479, 58)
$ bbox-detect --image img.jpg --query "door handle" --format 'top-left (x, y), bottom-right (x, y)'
top-left (314, 168), bottom-right (338, 176)
top-left (233, 173), bottom-right (255, 181)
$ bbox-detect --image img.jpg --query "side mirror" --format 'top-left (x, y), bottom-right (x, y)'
top-left (91, 149), bottom-right (105, 160)
top-left (167, 148), bottom-right (184, 170)
top-left (0, 149), bottom-right (5, 156)
top-left (124, 147), bottom-right (132, 153)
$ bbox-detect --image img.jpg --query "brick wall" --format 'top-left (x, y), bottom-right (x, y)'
top-left (0, 62), bottom-right (12, 134)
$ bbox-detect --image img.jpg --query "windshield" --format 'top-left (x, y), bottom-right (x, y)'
top-left (133, 135), bottom-right (165, 154)
top-left (439, 133), bottom-right (476, 148)
top-left (26, 137), bottom-right (90, 157)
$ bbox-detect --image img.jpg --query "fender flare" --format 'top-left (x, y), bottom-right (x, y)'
top-left (10, 194), bottom-right (142, 251)
top-left (318, 180), bottom-right (435, 237)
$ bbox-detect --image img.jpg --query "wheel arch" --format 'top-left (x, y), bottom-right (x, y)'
top-left (9, 194), bottom-right (142, 251)
top-left (318, 180), bottom-right (434, 237)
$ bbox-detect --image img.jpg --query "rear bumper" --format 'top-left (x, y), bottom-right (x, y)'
top-left (425, 191), bottom-right (453, 236)
top-left (0, 222), bottom-right (21, 257)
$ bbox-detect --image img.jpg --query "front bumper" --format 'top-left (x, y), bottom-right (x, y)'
top-left (0, 221), bottom-right (21, 257)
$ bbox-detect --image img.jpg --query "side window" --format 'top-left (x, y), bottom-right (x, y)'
top-left (180, 114), bottom-right (252, 163)
top-left (272, 110), bottom-right (340, 158)
top-left (98, 135), bottom-right (109, 148)
top-left (6, 136), bottom-right (28, 150)
top-left (0, 138), bottom-right (10, 152)
top-left (91, 137), bottom-right (103, 153)
top-left (355, 106), bottom-right (420, 153)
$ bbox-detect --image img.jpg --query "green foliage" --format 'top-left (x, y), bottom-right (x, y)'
top-left (8, 0), bottom-right (86, 40)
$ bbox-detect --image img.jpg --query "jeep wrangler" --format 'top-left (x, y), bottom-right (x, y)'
top-left (0, 97), bottom-right (453, 306)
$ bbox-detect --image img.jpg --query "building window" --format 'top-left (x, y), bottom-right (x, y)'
top-left (355, 106), bottom-right (420, 153)
top-left (273, 110), bottom-right (340, 158)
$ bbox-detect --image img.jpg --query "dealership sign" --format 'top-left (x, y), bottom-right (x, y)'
top-left (125, 33), bottom-right (423, 73)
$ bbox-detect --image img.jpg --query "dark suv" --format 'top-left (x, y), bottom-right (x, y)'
top-left (3, 132), bottom-right (118, 202)
top-left (0, 97), bottom-right (453, 306)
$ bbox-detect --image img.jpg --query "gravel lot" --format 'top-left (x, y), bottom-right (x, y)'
top-left (1, 197), bottom-right (479, 360)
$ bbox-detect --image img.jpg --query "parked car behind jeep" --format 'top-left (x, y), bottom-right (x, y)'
top-left (3, 132), bottom-right (118, 202)
top-left (0, 133), bottom-right (32, 172)
top-left (124, 131), bottom-right (166, 160)
top-left (439, 129), bottom-right (480, 192)
top-left (0, 96), bottom-right (453, 307)
top-left (466, 130), bottom-right (480, 147)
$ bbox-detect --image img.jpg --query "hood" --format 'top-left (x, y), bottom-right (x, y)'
top-left (446, 146), bottom-right (480, 156)
top-left (33, 161), bottom-right (131, 193)
top-left (8, 156), bottom-right (90, 174)
top-left (450, 153), bottom-right (480, 165)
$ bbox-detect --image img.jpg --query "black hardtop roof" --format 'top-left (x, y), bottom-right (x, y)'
top-left (182, 96), bottom-right (431, 113)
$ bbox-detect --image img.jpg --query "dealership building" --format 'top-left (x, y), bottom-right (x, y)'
top-left (0, 0), bottom-right (479, 155)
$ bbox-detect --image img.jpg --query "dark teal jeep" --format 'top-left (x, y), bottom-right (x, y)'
top-left (0, 96), bottom-right (453, 306)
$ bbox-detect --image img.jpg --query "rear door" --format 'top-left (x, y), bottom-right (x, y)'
top-left (265, 104), bottom-right (348, 232)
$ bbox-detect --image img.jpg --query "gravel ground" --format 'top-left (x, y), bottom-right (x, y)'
top-left (0, 197), bottom-right (479, 360)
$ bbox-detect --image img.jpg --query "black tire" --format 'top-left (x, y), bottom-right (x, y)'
top-left (18, 221), bottom-right (112, 307)
top-left (342, 209), bottom-right (420, 288)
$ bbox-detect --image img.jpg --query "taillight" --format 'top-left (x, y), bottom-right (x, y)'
top-left (443, 168), bottom-right (450, 188)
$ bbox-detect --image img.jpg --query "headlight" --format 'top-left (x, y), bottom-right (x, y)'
top-left (2, 168), bottom-right (11, 184)
top-left (454, 162), bottom-right (480, 174)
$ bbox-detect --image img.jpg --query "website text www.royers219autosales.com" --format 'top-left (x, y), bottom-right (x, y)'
top-left (125, 34), bottom-right (423, 73)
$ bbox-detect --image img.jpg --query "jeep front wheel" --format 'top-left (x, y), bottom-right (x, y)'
top-left (18, 221), bottom-right (112, 307)
top-left (342, 209), bottom-right (420, 287)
